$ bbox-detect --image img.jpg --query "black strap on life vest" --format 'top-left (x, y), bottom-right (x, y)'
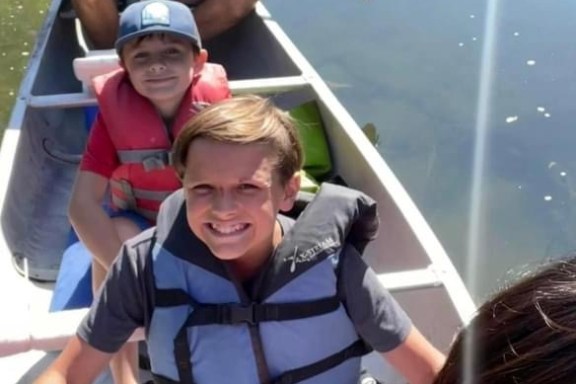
top-left (155, 288), bottom-right (198, 307)
top-left (151, 339), bottom-right (371, 384)
top-left (151, 372), bottom-right (185, 384)
top-left (155, 288), bottom-right (341, 325)
top-left (174, 321), bottom-right (195, 384)
top-left (156, 286), bottom-right (365, 384)
top-left (272, 339), bottom-right (371, 384)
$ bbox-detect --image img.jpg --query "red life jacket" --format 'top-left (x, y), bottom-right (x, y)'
top-left (92, 63), bottom-right (230, 222)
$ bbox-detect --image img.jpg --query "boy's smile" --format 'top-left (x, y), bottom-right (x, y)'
top-left (121, 33), bottom-right (207, 118)
top-left (182, 138), bottom-right (299, 278)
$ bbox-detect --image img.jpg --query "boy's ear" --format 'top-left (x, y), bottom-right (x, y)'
top-left (279, 172), bottom-right (301, 212)
top-left (193, 49), bottom-right (208, 73)
top-left (119, 57), bottom-right (126, 70)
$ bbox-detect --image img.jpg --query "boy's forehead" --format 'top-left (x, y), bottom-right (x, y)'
top-left (123, 32), bottom-right (195, 51)
top-left (188, 139), bottom-right (273, 157)
top-left (183, 139), bottom-right (278, 181)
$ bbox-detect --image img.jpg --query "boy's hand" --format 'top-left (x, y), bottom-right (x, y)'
top-left (35, 336), bottom-right (113, 384)
top-left (381, 326), bottom-right (445, 384)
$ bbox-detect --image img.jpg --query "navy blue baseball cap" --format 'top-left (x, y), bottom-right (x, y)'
top-left (115, 0), bottom-right (201, 53)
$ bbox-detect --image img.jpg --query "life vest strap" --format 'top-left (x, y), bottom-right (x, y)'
top-left (157, 289), bottom-right (349, 383)
top-left (117, 148), bottom-right (172, 171)
top-left (154, 287), bottom-right (343, 326)
top-left (110, 179), bottom-right (172, 221)
top-left (151, 372), bottom-right (185, 384)
top-left (182, 295), bottom-right (341, 326)
top-left (174, 318), bottom-right (195, 384)
top-left (164, 338), bottom-right (370, 384)
top-left (110, 180), bottom-right (174, 202)
top-left (111, 192), bottom-right (158, 221)
top-left (155, 288), bottom-right (198, 307)
top-left (113, 179), bottom-right (138, 209)
top-left (272, 339), bottom-right (371, 384)
top-left (165, 293), bottom-right (345, 383)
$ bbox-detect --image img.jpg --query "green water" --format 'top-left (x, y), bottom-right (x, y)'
top-left (0, 0), bottom-right (50, 133)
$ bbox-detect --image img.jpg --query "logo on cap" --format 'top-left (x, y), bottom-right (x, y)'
top-left (141, 2), bottom-right (170, 27)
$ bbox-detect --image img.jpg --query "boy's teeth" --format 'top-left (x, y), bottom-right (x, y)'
top-left (211, 223), bottom-right (245, 234)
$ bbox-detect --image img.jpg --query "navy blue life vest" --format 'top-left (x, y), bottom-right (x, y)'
top-left (147, 183), bottom-right (379, 384)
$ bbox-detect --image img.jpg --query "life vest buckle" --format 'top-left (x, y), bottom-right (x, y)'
top-left (117, 179), bottom-right (137, 210)
top-left (142, 151), bottom-right (171, 172)
top-left (227, 303), bottom-right (256, 325)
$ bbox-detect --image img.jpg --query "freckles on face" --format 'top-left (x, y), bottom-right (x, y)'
top-left (181, 139), bottom-right (293, 262)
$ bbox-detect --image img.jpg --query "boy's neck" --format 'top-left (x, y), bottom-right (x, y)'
top-left (154, 100), bottom-right (180, 123)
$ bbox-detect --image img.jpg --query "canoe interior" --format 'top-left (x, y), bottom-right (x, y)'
top-left (1, 9), bottom-right (305, 282)
top-left (0, 1), bottom-right (472, 383)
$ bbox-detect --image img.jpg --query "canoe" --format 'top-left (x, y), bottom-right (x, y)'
top-left (0, 0), bottom-right (476, 382)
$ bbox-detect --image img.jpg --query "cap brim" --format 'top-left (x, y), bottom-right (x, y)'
top-left (115, 27), bottom-right (201, 53)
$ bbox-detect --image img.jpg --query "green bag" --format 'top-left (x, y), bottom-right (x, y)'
top-left (290, 101), bottom-right (333, 181)
top-left (299, 169), bottom-right (320, 193)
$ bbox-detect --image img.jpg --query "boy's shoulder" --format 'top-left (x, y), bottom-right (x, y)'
top-left (191, 62), bottom-right (231, 102)
top-left (156, 189), bottom-right (186, 233)
top-left (92, 68), bottom-right (128, 92)
top-left (123, 226), bottom-right (157, 257)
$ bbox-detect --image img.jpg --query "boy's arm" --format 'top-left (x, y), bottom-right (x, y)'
top-left (71, 0), bottom-right (119, 49)
top-left (34, 335), bottom-right (113, 384)
top-left (382, 326), bottom-right (445, 384)
top-left (69, 171), bottom-right (126, 268)
top-left (36, 241), bottom-right (149, 383)
top-left (192, 0), bottom-right (258, 41)
top-left (338, 244), bottom-right (445, 383)
top-left (70, 113), bottom-right (125, 268)
top-left (72, 0), bottom-right (257, 49)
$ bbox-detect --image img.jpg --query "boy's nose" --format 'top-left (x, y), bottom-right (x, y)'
top-left (212, 191), bottom-right (237, 215)
top-left (148, 62), bottom-right (167, 73)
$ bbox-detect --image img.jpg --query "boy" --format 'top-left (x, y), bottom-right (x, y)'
top-left (66, 0), bottom-right (229, 382)
top-left (39, 95), bottom-right (444, 384)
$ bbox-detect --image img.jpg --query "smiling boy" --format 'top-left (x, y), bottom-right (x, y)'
top-left (39, 95), bottom-right (444, 384)
top-left (66, 1), bottom-right (229, 382)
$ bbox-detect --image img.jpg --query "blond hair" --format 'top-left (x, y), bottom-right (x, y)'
top-left (172, 95), bottom-right (303, 183)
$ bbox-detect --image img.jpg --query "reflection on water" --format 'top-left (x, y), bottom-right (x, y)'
top-left (0, 0), bottom-right (49, 131)
top-left (266, 0), bottom-right (576, 302)
top-left (2, 0), bottom-right (576, 302)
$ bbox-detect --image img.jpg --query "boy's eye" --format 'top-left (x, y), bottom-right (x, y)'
top-left (132, 52), bottom-right (148, 61)
top-left (164, 48), bottom-right (182, 56)
top-left (190, 185), bottom-right (213, 195)
top-left (238, 184), bottom-right (259, 192)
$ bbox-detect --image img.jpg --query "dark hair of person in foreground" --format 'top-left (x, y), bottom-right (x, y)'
top-left (433, 256), bottom-right (576, 384)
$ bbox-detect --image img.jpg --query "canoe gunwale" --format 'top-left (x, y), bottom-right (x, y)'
top-left (254, 3), bottom-right (476, 323)
top-left (27, 76), bottom-right (313, 109)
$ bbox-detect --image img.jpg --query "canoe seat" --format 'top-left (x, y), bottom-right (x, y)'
top-left (72, 50), bottom-right (120, 95)
top-left (72, 50), bottom-right (120, 130)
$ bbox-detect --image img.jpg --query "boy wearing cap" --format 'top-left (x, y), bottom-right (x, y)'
top-left (67, 0), bottom-right (229, 382)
